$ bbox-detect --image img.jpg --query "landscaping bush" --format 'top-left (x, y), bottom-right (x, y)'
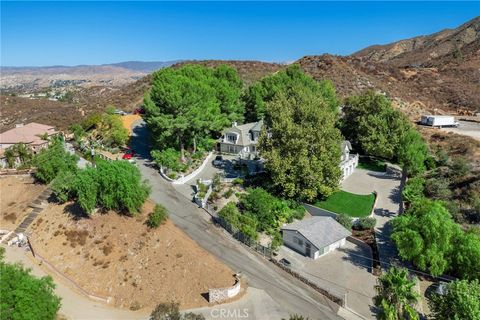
top-left (358, 217), bottom-right (376, 230)
top-left (149, 301), bottom-right (205, 320)
top-left (402, 176), bottom-right (425, 205)
top-left (147, 204), bottom-right (169, 228)
top-left (151, 148), bottom-right (182, 172)
top-left (232, 178), bottom-right (244, 185)
top-left (336, 213), bottom-right (353, 230)
top-left (223, 188), bottom-right (234, 199)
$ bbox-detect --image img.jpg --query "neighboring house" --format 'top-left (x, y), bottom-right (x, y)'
top-left (0, 123), bottom-right (58, 152)
top-left (219, 121), bottom-right (358, 179)
top-left (218, 120), bottom-right (263, 159)
top-left (340, 141), bottom-right (359, 180)
top-left (282, 216), bottom-right (351, 259)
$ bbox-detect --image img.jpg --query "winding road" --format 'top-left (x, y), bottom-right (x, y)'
top-left (131, 120), bottom-right (342, 320)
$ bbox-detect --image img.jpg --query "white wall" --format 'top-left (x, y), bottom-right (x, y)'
top-left (283, 230), bottom-right (318, 259)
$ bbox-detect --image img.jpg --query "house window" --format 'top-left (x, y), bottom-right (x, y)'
top-left (227, 134), bottom-right (237, 143)
top-left (293, 236), bottom-right (304, 246)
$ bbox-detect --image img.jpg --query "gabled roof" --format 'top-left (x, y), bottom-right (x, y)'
top-left (282, 216), bottom-right (351, 250)
top-left (222, 121), bottom-right (262, 146)
top-left (0, 123), bottom-right (56, 145)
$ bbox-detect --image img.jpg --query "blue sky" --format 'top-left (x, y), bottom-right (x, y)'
top-left (1, 1), bottom-right (479, 66)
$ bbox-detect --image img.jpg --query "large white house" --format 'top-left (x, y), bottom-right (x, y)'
top-left (282, 216), bottom-right (351, 259)
top-left (218, 121), bottom-right (358, 179)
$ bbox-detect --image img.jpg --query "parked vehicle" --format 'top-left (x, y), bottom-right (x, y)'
top-left (114, 109), bottom-right (128, 116)
top-left (279, 258), bottom-right (292, 267)
top-left (122, 149), bottom-right (134, 159)
top-left (133, 107), bottom-right (145, 115)
top-left (420, 115), bottom-right (459, 128)
top-left (213, 155), bottom-right (223, 167)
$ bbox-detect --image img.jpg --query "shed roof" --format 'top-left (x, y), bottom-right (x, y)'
top-left (282, 216), bottom-right (351, 250)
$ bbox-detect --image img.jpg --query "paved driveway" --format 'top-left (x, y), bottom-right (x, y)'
top-left (342, 168), bottom-right (403, 270)
top-left (277, 241), bottom-right (376, 319)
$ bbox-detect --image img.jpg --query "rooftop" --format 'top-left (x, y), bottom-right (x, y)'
top-left (282, 216), bottom-right (351, 250)
top-left (0, 123), bottom-right (57, 146)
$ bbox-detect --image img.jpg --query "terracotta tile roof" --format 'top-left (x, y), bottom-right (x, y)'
top-left (0, 123), bottom-right (56, 146)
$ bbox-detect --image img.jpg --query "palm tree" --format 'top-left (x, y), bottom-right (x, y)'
top-left (375, 266), bottom-right (420, 320)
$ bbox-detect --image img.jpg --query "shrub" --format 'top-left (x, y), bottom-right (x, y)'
top-left (149, 302), bottom-right (205, 320)
top-left (151, 148), bottom-right (182, 172)
top-left (425, 177), bottom-right (452, 200)
top-left (167, 172), bottom-right (177, 180)
top-left (449, 157), bottom-right (470, 178)
top-left (147, 204), bottom-right (169, 228)
top-left (336, 213), bottom-right (353, 230)
top-left (270, 231), bottom-right (283, 250)
top-left (223, 188), bottom-right (234, 199)
top-left (358, 217), bottom-right (376, 230)
top-left (232, 178), bottom-right (244, 185)
top-left (402, 176), bottom-right (425, 205)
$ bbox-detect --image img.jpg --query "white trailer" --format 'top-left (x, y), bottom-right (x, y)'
top-left (420, 115), bottom-right (459, 128)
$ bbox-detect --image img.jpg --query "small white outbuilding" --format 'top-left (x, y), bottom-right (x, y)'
top-left (282, 217), bottom-right (351, 259)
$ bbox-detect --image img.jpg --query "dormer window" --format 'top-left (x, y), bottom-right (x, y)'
top-left (227, 133), bottom-right (237, 143)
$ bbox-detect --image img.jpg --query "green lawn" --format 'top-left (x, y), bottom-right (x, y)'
top-left (357, 159), bottom-right (386, 172)
top-left (314, 191), bottom-right (376, 217)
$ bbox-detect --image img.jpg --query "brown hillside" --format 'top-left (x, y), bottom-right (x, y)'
top-left (354, 16), bottom-right (480, 67)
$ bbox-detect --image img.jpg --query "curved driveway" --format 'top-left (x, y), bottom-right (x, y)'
top-left (131, 120), bottom-right (342, 320)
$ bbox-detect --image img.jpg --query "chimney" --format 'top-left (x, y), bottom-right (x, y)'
top-left (15, 123), bottom-right (24, 128)
top-left (232, 121), bottom-right (237, 127)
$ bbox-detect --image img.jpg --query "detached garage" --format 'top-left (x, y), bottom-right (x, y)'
top-left (282, 217), bottom-right (351, 259)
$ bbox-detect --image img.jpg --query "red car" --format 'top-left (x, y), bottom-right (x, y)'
top-left (133, 107), bottom-right (145, 115)
top-left (122, 149), bottom-right (135, 160)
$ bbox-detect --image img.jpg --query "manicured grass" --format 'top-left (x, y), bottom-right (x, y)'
top-left (314, 191), bottom-right (375, 217)
top-left (357, 159), bottom-right (386, 172)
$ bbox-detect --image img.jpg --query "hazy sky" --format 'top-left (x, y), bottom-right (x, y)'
top-left (1, 1), bottom-right (478, 66)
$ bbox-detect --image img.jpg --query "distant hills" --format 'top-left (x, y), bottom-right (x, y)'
top-left (0, 60), bottom-right (180, 92)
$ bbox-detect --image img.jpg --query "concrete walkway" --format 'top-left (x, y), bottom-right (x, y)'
top-left (341, 168), bottom-right (403, 270)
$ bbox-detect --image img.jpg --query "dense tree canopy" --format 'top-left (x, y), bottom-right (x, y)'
top-left (0, 249), bottom-right (61, 320)
top-left (144, 64), bottom-right (244, 157)
top-left (428, 279), bottom-right (480, 320)
top-left (73, 160), bottom-right (151, 215)
top-left (342, 91), bottom-right (406, 159)
top-left (391, 200), bottom-right (459, 276)
top-left (397, 128), bottom-right (428, 176)
top-left (392, 199), bottom-right (480, 279)
top-left (243, 64), bottom-right (338, 122)
top-left (259, 87), bottom-right (342, 201)
top-left (240, 187), bottom-right (304, 233)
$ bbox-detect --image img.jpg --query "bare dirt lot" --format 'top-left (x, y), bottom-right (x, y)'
top-left (27, 200), bottom-right (239, 310)
top-left (0, 175), bottom-right (47, 230)
top-left (121, 114), bottom-right (142, 136)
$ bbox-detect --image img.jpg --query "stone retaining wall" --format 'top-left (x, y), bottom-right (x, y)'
top-left (208, 274), bottom-right (241, 303)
